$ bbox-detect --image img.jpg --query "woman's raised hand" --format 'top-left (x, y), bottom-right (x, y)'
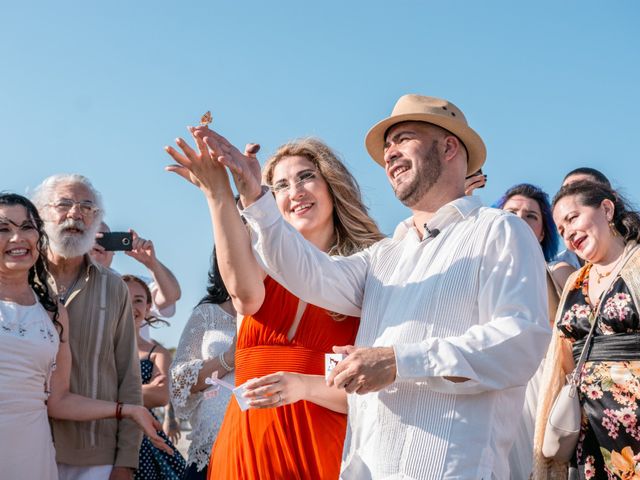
top-left (164, 126), bottom-right (231, 196)
top-left (190, 126), bottom-right (264, 207)
top-left (165, 126), bottom-right (264, 207)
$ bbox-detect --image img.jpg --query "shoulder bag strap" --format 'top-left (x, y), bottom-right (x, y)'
top-left (569, 309), bottom-right (599, 388)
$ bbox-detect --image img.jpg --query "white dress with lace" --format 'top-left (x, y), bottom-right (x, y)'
top-left (0, 294), bottom-right (59, 480)
top-left (169, 303), bottom-right (235, 471)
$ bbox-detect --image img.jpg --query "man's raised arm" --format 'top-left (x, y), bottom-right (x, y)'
top-left (242, 191), bottom-right (370, 317)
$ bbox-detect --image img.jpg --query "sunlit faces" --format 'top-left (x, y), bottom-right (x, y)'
top-left (125, 280), bottom-right (151, 329)
top-left (42, 183), bottom-right (101, 259)
top-left (0, 205), bottom-right (40, 275)
top-left (503, 195), bottom-right (545, 242)
top-left (271, 155), bottom-right (335, 244)
top-left (553, 195), bottom-right (615, 263)
top-left (383, 122), bottom-right (443, 207)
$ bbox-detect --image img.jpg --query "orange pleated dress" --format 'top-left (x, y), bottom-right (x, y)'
top-left (208, 277), bottom-right (360, 480)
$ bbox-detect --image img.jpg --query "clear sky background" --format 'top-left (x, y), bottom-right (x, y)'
top-left (2, 1), bottom-right (638, 347)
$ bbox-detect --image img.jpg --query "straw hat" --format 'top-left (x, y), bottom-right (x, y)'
top-left (365, 94), bottom-right (486, 175)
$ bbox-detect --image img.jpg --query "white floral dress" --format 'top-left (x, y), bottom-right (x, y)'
top-left (557, 264), bottom-right (640, 479)
top-left (0, 294), bottom-right (59, 480)
top-left (169, 303), bottom-right (235, 471)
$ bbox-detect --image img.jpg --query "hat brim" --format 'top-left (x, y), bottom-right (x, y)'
top-left (365, 113), bottom-right (487, 175)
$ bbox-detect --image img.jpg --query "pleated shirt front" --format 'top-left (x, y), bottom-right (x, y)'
top-left (243, 193), bottom-right (551, 480)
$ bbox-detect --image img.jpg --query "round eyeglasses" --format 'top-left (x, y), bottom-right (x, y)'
top-left (46, 199), bottom-right (99, 216)
top-left (269, 170), bottom-right (318, 195)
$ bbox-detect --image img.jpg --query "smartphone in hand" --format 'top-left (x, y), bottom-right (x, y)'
top-left (96, 232), bottom-right (133, 251)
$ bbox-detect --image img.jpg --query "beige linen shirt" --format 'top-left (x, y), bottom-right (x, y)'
top-left (49, 255), bottom-right (142, 468)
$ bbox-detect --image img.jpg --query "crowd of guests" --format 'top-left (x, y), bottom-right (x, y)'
top-left (1, 92), bottom-right (639, 480)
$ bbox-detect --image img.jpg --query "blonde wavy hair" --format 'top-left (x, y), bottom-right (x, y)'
top-left (263, 138), bottom-right (384, 256)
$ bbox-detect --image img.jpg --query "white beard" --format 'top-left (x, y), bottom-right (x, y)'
top-left (46, 219), bottom-right (101, 259)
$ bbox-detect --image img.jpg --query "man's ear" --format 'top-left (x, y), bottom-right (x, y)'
top-left (443, 135), bottom-right (464, 164)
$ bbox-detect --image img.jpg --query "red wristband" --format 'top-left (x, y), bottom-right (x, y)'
top-left (116, 402), bottom-right (124, 421)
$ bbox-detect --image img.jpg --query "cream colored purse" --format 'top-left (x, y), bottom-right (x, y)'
top-left (542, 303), bottom-right (600, 461)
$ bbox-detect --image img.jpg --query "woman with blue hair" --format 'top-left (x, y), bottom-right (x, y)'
top-left (495, 183), bottom-right (575, 479)
top-left (495, 183), bottom-right (574, 295)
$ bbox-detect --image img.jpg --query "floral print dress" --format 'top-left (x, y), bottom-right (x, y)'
top-left (557, 264), bottom-right (640, 479)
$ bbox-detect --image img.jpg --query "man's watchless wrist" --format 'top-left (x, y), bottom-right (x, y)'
top-left (239, 185), bottom-right (269, 210)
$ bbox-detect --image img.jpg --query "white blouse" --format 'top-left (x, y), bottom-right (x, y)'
top-left (169, 303), bottom-right (235, 471)
top-left (242, 193), bottom-right (551, 480)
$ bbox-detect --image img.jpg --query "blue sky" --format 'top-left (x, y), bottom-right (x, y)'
top-left (2, 1), bottom-right (638, 347)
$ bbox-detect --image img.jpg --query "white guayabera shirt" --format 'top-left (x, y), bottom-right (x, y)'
top-left (242, 193), bottom-right (551, 480)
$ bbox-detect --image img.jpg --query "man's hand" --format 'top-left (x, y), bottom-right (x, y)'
top-left (124, 229), bottom-right (156, 269)
top-left (192, 126), bottom-right (263, 207)
top-left (464, 171), bottom-right (487, 196)
top-left (91, 233), bottom-right (115, 268)
top-left (165, 126), bottom-right (232, 195)
top-left (109, 466), bottom-right (134, 480)
top-left (327, 346), bottom-right (397, 394)
top-left (165, 125), bottom-right (263, 208)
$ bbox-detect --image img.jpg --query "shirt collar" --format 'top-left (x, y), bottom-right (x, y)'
top-left (447, 194), bottom-right (483, 219)
top-left (84, 253), bottom-right (99, 273)
top-left (393, 195), bottom-right (483, 240)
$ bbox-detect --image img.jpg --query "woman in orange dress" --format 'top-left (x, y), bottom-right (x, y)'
top-left (166, 132), bottom-right (383, 479)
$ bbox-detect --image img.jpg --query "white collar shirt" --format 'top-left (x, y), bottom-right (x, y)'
top-left (242, 193), bottom-right (550, 480)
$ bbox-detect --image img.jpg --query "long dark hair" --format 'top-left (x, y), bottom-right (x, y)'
top-left (494, 184), bottom-right (560, 262)
top-left (198, 247), bottom-right (230, 306)
top-left (552, 181), bottom-right (640, 244)
top-left (0, 193), bottom-right (62, 335)
top-left (563, 167), bottom-right (611, 188)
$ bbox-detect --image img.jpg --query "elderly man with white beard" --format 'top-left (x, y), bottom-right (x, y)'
top-left (31, 174), bottom-right (143, 480)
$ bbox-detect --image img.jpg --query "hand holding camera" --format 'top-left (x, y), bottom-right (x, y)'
top-left (124, 229), bottom-right (158, 269)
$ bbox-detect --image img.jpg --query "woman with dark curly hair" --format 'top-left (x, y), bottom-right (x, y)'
top-left (534, 181), bottom-right (640, 479)
top-left (0, 193), bottom-right (169, 480)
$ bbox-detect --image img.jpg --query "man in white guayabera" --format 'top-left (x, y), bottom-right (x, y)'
top-left (185, 94), bottom-right (551, 479)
